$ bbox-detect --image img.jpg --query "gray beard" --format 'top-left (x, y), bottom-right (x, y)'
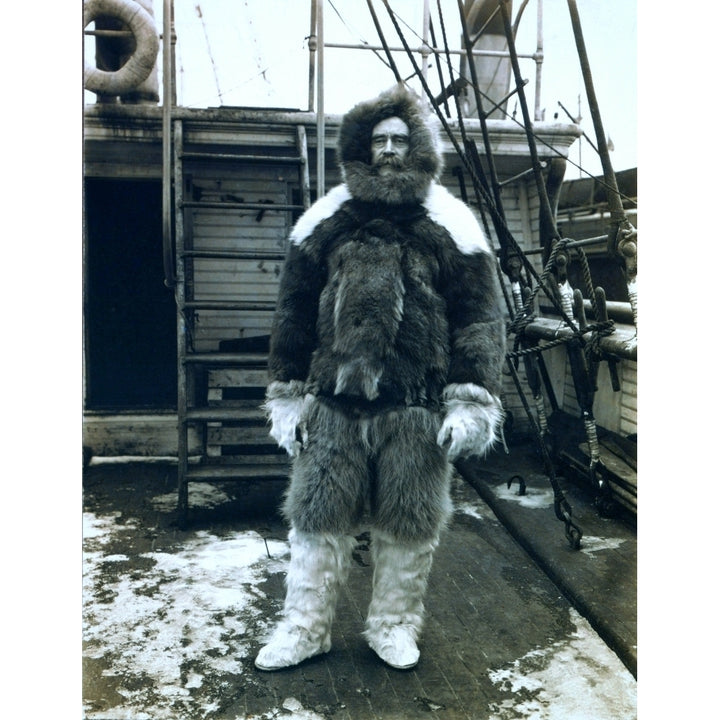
top-left (342, 159), bottom-right (433, 205)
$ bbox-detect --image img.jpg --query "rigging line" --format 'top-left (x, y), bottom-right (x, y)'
top-left (435, 0), bottom-right (494, 225)
top-left (438, 0), bottom-right (529, 289)
top-left (437, 0), bottom-right (517, 273)
top-left (557, 99), bottom-right (598, 154)
top-left (243, 0), bottom-right (276, 95)
top-left (386, 2), bottom-right (500, 109)
top-left (364, 0), bottom-right (402, 81)
top-left (456, 0), bottom-right (506, 221)
top-left (327, 0), bottom-right (396, 77)
top-left (498, 0), bottom-right (560, 246)
top-left (178, 55), bottom-right (275, 108)
top-left (378, 3), bottom-right (522, 131)
top-left (378, 4), bottom-right (519, 291)
top-left (428, 36), bottom-right (632, 202)
top-left (436, 0), bottom-right (495, 215)
top-left (428, 16), bottom-right (450, 117)
top-left (556, 99), bottom-right (634, 208)
top-left (450, 18), bottom-right (599, 208)
top-left (566, 0), bottom-right (627, 227)
top-left (210, 65), bottom-right (272, 99)
top-left (389, 4), bottom-right (618, 193)
top-left (512, 0), bottom-right (532, 39)
top-left (388, 0), bottom-right (576, 326)
top-left (468, 5), bottom-right (502, 47)
top-left (388, 0), bottom-right (544, 303)
top-left (195, 4), bottom-right (222, 103)
top-left (385, 4), bottom-right (606, 332)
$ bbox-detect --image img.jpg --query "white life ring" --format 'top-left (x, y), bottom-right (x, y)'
top-left (84, 0), bottom-right (159, 96)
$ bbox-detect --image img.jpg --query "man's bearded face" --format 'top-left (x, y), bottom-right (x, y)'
top-left (370, 117), bottom-right (410, 174)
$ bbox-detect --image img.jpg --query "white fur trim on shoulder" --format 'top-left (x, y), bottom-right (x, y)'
top-left (423, 183), bottom-right (491, 255)
top-left (289, 184), bottom-right (351, 245)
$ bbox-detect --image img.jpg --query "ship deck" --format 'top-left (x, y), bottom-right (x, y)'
top-left (82, 437), bottom-right (637, 719)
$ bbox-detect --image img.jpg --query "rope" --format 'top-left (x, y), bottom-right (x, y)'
top-left (329, 0), bottom-right (398, 77)
top-left (507, 237), bottom-right (578, 334)
top-left (576, 247), bottom-right (599, 319)
top-left (401, 2), bottom-right (636, 202)
top-left (506, 320), bottom-right (615, 360)
top-left (383, 2), bottom-right (582, 332)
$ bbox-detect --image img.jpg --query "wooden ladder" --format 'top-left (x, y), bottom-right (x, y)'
top-left (174, 119), bottom-right (311, 525)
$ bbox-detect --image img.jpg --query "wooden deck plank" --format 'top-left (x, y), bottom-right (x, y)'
top-left (83, 450), bottom-right (636, 719)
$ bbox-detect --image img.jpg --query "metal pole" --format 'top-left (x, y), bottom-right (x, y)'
top-left (324, 41), bottom-right (537, 59)
top-left (162, 0), bottom-right (175, 287)
top-left (316, 0), bottom-right (325, 197)
top-left (534, 0), bottom-right (544, 121)
top-left (173, 118), bottom-right (188, 524)
top-left (308, 0), bottom-right (317, 111)
top-left (421, 0), bottom-right (431, 92)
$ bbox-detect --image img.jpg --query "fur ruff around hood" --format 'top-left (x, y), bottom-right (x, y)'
top-left (337, 84), bottom-right (443, 205)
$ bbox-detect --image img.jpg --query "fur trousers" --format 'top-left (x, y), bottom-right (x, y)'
top-left (282, 397), bottom-right (453, 543)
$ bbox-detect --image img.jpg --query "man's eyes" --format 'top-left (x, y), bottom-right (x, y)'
top-left (372, 135), bottom-right (409, 145)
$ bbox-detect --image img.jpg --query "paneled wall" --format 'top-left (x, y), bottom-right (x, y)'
top-left (183, 162), bottom-right (293, 351)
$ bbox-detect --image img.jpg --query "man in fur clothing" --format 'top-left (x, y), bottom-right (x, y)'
top-left (256, 84), bottom-right (506, 671)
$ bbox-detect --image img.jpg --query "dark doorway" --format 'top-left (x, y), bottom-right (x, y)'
top-left (84, 178), bottom-right (177, 409)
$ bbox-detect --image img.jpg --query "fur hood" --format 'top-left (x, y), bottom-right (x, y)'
top-left (337, 84), bottom-right (444, 205)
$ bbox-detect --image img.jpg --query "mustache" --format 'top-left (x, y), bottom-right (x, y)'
top-left (374, 156), bottom-right (404, 169)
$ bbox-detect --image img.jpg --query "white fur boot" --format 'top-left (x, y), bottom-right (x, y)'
top-left (255, 528), bottom-right (355, 671)
top-left (363, 530), bottom-right (438, 670)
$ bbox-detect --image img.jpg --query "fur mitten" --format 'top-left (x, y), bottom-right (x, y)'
top-left (263, 380), bottom-right (312, 457)
top-left (437, 383), bottom-right (503, 461)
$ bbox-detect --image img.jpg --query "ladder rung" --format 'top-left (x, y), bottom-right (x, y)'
top-left (186, 407), bottom-right (265, 423)
top-left (182, 250), bottom-right (286, 261)
top-left (184, 352), bottom-right (268, 366)
top-left (182, 300), bottom-right (276, 312)
top-left (180, 151), bottom-right (304, 165)
top-left (181, 201), bottom-right (304, 212)
top-left (201, 452), bottom-right (289, 465)
top-left (186, 463), bottom-right (290, 481)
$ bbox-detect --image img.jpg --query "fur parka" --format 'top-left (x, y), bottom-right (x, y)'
top-left (268, 84), bottom-right (505, 418)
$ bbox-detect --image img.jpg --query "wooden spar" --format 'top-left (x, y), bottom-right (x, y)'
top-left (566, 0), bottom-right (637, 325)
top-left (565, 0), bottom-right (624, 226)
